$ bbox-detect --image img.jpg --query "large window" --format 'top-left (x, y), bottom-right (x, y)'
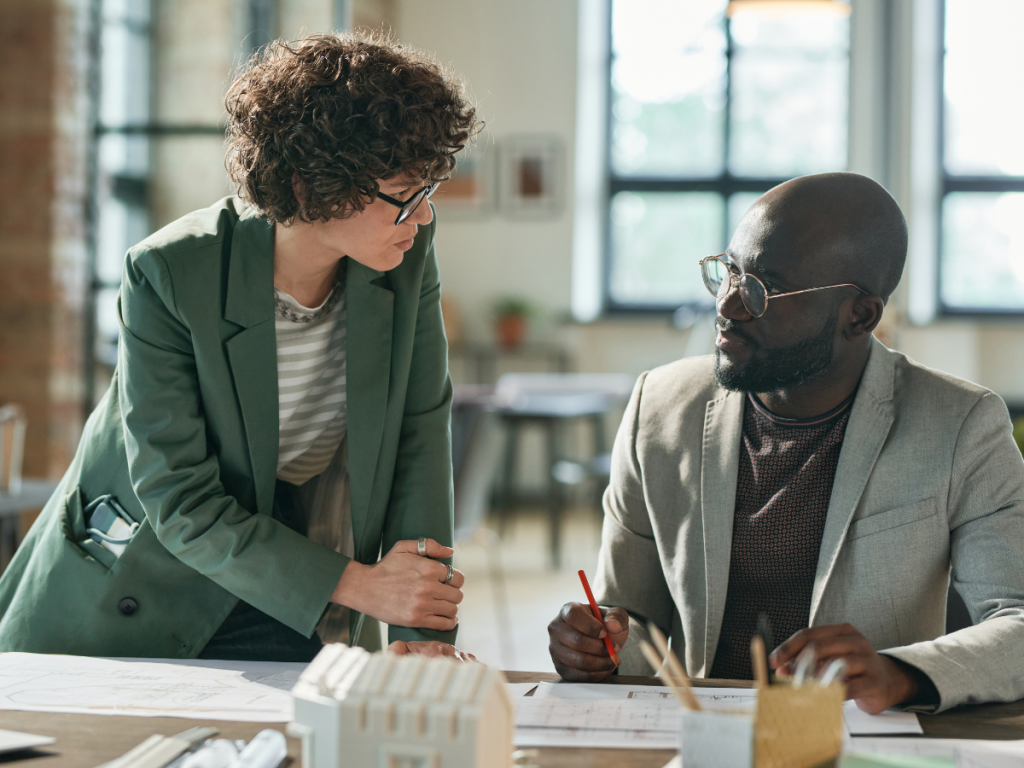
top-left (83, 0), bottom-right (273, 410)
top-left (86, 0), bottom-right (154, 406)
top-left (605, 0), bottom-right (850, 311)
top-left (938, 0), bottom-right (1024, 315)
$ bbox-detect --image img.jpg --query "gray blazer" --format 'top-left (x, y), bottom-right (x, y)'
top-left (594, 337), bottom-right (1024, 712)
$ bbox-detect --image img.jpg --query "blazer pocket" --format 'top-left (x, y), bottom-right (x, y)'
top-left (847, 498), bottom-right (939, 541)
top-left (59, 486), bottom-right (117, 570)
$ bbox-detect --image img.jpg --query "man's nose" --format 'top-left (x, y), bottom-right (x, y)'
top-left (717, 279), bottom-right (753, 321)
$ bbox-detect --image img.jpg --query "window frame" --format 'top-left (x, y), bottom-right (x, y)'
top-left (935, 0), bottom-right (1024, 319)
top-left (82, 0), bottom-right (270, 415)
top-left (602, 2), bottom-right (851, 315)
top-left (602, 5), bottom-right (802, 313)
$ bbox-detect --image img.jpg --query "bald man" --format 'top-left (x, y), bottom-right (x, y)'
top-left (548, 173), bottom-right (1024, 713)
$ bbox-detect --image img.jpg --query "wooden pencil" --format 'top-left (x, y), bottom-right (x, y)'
top-left (640, 640), bottom-right (696, 711)
top-left (751, 635), bottom-right (769, 688)
top-left (647, 623), bottom-right (702, 711)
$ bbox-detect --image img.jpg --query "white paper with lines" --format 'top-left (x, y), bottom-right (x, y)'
top-left (515, 683), bottom-right (920, 749)
top-left (0, 653), bottom-right (303, 721)
top-left (848, 737), bottom-right (1024, 768)
top-left (515, 683), bottom-right (756, 749)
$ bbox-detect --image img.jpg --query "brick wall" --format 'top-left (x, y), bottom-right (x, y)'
top-left (0, 0), bottom-right (89, 480)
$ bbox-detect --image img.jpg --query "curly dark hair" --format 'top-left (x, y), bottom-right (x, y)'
top-left (225, 31), bottom-right (482, 223)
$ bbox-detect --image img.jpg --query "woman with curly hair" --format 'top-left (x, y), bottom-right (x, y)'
top-left (0, 32), bottom-right (482, 662)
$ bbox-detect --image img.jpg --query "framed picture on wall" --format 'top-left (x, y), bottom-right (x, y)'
top-left (499, 135), bottom-right (563, 217)
top-left (430, 146), bottom-right (493, 218)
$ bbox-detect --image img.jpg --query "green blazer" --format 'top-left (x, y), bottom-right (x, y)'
top-left (0, 197), bottom-right (456, 656)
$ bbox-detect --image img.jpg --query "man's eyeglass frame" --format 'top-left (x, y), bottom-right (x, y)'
top-left (375, 182), bottom-right (440, 225)
top-left (698, 253), bottom-right (869, 318)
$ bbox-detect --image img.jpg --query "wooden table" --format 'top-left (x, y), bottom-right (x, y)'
top-left (2, 673), bottom-right (1023, 768)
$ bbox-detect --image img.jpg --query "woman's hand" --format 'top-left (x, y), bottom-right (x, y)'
top-left (388, 640), bottom-right (476, 662)
top-left (330, 538), bottom-right (465, 631)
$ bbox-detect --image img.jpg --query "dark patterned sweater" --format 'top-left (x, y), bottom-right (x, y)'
top-left (709, 391), bottom-right (853, 680)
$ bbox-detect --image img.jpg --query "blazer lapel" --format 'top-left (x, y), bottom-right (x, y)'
top-left (223, 211), bottom-right (278, 517)
top-left (809, 338), bottom-right (896, 625)
top-left (699, 389), bottom-right (745, 676)
top-left (345, 258), bottom-right (394, 559)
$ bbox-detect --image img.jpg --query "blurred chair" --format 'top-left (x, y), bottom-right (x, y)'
top-left (0, 405), bottom-right (58, 572)
top-left (492, 373), bottom-right (635, 568)
top-left (451, 386), bottom-right (514, 668)
top-left (0, 404), bottom-right (26, 495)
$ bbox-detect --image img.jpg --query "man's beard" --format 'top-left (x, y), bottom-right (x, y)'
top-left (714, 310), bottom-right (839, 394)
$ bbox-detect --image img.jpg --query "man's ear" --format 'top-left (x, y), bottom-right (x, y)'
top-left (844, 294), bottom-right (884, 340)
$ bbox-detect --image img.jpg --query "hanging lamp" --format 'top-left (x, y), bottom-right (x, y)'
top-left (725, 0), bottom-right (851, 17)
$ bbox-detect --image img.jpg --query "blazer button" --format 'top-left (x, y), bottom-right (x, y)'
top-left (118, 597), bottom-right (139, 617)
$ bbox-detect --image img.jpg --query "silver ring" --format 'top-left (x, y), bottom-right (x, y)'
top-left (443, 563), bottom-right (454, 584)
top-left (417, 537), bottom-right (427, 556)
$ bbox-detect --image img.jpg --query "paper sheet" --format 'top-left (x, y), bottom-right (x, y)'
top-left (844, 700), bottom-right (923, 735)
top-left (0, 729), bottom-right (55, 755)
top-left (532, 681), bottom-right (757, 711)
top-left (515, 683), bottom-right (755, 749)
top-left (0, 653), bottom-right (304, 722)
top-left (515, 683), bottom-right (922, 749)
top-left (848, 737), bottom-right (1024, 768)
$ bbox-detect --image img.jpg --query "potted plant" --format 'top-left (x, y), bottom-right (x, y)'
top-left (493, 297), bottom-right (532, 350)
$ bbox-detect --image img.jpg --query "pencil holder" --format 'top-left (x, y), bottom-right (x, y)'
top-left (680, 683), bottom-right (844, 768)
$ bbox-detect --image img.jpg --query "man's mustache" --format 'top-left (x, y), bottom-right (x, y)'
top-left (716, 319), bottom-right (758, 348)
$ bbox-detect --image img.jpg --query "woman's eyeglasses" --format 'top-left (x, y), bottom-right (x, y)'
top-left (375, 182), bottom-right (440, 225)
top-left (699, 253), bottom-right (868, 318)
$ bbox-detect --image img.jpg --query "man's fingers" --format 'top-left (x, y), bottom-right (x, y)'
top-left (795, 637), bottom-right (869, 668)
top-left (550, 621), bottom-right (613, 657)
top-left (814, 652), bottom-right (872, 681)
top-left (844, 674), bottom-right (890, 713)
top-left (771, 624), bottom-right (862, 667)
top-left (550, 641), bottom-right (618, 673)
top-left (602, 606), bottom-right (629, 635)
top-left (561, 602), bottom-right (609, 638)
top-left (771, 630), bottom-right (812, 668)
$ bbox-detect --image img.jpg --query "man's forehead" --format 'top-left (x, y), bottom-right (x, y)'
top-left (727, 210), bottom-right (818, 282)
top-left (725, 242), bottom-right (791, 280)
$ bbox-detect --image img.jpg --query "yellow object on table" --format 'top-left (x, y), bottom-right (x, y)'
top-left (680, 681), bottom-right (845, 768)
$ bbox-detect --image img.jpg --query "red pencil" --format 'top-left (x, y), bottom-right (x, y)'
top-left (578, 569), bottom-right (621, 667)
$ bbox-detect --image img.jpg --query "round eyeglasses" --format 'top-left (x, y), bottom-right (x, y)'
top-left (375, 182), bottom-right (440, 225)
top-left (699, 253), bottom-right (868, 318)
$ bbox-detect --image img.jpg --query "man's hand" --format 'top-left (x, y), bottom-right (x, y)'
top-left (769, 623), bottom-right (919, 714)
top-left (388, 640), bottom-right (476, 663)
top-left (548, 602), bottom-right (629, 682)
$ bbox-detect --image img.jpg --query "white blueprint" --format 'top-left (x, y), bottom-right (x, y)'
top-left (0, 653), bottom-right (305, 721)
top-left (514, 682), bottom-right (921, 750)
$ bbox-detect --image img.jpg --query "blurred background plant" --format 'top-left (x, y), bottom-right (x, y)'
top-left (493, 297), bottom-right (534, 350)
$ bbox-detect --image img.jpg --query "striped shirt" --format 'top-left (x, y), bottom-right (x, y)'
top-left (275, 284), bottom-right (347, 485)
top-left (273, 279), bottom-right (354, 645)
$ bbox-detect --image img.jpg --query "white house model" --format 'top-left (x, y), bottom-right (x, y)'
top-left (290, 643), bottom-right (515, 768)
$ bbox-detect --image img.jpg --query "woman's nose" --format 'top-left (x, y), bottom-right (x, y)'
top-left (411, 199), bottom-right (434, 226)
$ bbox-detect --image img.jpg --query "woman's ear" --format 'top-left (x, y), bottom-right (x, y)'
top-left (291, 173), bottom-right (306, 205)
